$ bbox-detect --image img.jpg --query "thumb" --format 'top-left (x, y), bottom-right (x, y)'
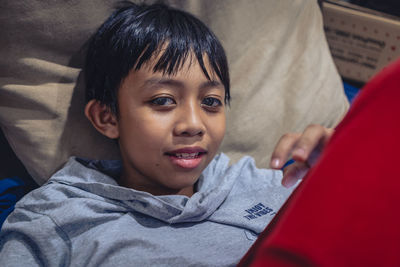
top-left (281, 161), bottom-right (309, 188)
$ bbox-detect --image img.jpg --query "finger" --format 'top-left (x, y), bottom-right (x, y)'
top-left (270, 133), bottom-right (301, 169)
top-left (291, 125), bottom-right (334, 162)
top-left (281, 161), bottom-right (309, 188)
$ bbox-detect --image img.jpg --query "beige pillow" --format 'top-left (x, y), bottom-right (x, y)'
top-left (0, 0), bottom-right (348, 185)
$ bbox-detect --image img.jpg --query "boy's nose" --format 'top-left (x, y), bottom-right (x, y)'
top-left (173, 104), bottom-right (205, 137)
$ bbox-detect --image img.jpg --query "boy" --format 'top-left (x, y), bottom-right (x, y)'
top-left (0, 3), bottom-right (301, 266)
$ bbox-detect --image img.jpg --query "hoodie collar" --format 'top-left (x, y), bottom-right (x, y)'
top-left (49, 154), bottom-right (237, 224)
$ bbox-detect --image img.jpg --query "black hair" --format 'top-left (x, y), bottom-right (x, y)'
top-left (85, 2), bottom-right (230, 114)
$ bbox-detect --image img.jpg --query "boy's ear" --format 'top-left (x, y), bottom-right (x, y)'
top-left (84, 100), bottom-right (119, 139)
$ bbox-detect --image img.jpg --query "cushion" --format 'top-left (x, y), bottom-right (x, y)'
top-left (0, 0), bottom-right (349, 185)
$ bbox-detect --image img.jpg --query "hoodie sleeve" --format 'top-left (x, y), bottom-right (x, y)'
top-left (0, 208), bottom-right (71, 266)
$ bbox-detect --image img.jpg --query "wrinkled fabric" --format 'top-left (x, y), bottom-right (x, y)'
top-left (239, 58), bottom-right (400, 267)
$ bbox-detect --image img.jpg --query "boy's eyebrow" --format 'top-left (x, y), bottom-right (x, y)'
top-left (142, 78), bottom-right (184, 89)
top-left (141, 78), bottom-right (224, 90)
top-left (200, 80), bottom-right (224, 90)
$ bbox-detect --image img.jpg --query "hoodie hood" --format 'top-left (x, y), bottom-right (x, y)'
top-left (48, 153), bottom-right (237, 224)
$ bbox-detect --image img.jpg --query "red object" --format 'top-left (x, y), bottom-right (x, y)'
top-left (239, 58), bottom-right (400, 266)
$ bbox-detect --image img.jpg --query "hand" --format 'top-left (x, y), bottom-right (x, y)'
top-left (270, 124), bottom-right (334, 188)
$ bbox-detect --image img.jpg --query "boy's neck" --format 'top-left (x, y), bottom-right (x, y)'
top-left (118, 175), bottom-right (195, 197)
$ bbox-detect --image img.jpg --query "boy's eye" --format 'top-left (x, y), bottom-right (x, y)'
top-left (150, 97), bottom-right (176, 106)
top-left (202, 97), bottom-right (222, 108)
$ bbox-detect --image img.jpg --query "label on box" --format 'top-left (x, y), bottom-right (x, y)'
top-left (323, 2), bottom-right (400, 83)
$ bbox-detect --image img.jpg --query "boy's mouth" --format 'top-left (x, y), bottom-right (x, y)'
top-left (165, 147), bottom-right (207, 156)
top-left (165, 147), bottom-right (207, 169)
top-left (175, 152), bottom-right (197, 158)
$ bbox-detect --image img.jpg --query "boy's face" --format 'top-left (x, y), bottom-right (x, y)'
top-left (116, 56), bottom-right (226, 196)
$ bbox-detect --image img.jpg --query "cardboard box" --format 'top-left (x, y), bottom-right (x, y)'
top-left (322, 0), bottom-right (400, 83)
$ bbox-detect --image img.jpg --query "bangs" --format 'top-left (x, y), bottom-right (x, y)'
top-left (118, 4), bottom-right (229, 95)
top-left (136, 43), bottom-right (214, 81)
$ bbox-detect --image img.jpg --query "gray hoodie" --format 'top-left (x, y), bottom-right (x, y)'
top-left (0, 153), bottom-right (294, 266)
